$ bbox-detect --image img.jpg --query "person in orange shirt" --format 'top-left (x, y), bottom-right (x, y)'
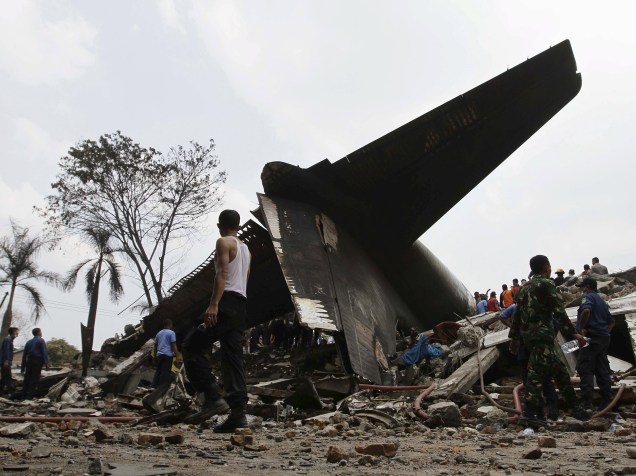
top-left (500, 284), bottom-right (514, 308)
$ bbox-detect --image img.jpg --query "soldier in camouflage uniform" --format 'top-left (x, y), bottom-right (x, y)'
top-left (509, 255), bottom-right (590, 426)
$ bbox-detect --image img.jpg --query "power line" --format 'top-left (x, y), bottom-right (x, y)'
top-left (10, 296), bottom-right (139, 320)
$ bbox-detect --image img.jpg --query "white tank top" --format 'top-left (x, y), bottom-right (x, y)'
top-left (221, 236), bottom-right (250, 298)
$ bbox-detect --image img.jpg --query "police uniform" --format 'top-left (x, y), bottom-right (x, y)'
top-left (576, 289), bottom-right (614, 408)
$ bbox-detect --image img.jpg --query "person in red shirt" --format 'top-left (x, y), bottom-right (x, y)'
top-left (487, 291), bottom-right (501, 312)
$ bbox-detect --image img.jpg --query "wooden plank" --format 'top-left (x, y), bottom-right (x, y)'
top-left (437, 347), bottom-right (500, 396)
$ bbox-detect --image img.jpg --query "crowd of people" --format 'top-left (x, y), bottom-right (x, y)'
top-left (472, 255), bottom-right (614, 428)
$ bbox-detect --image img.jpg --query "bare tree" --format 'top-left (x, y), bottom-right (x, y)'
top-left (39, 132), bottom-right (226, 309)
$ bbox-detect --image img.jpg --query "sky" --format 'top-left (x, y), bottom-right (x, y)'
top-left (1, 0), bottom-right (635, 349)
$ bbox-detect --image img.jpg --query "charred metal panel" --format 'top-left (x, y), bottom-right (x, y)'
top-left (258, 194), bottom-right (415, 383)
top-left (258, 194), bottom-right (340, 332)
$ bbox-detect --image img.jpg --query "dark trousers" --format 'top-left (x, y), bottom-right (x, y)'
top-left (525, 342), bottom-right (577, 411)
top-left (23, 356), bottom-right (44, 398)
top-left (152, 355), bottom-right (174, 388)
top-left (577, 335), bottom-right (612, 406)
top-left (182, 292), bottom-right (247, 410)
top-left (1, 364), bottom-right (14, 393)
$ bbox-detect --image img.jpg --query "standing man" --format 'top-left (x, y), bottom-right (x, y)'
top-left (500, 284), bottom-right (514, 308)
top-left (591, 257), bottom-right (609, 275)
top-left (0, 327), bottom-right (19, 394)
top-left (487, 291), bottom-right (501, 312)
top-left (21, 328), bottom-right (49, 399)
top-left (509, 255), bottom-right (590, 427)
top-left (475, 294), bottom-right (488, 314)
top-left (182, 210), bottom-right (251, 432)
top-left (152, 318), bottom-right (177, 388)
top-left (511, 279), bottom-right (522, 300)
top-left (575, 277), bottom-right (614, 410)
top-left (553, 268), bottom-right (566, 286)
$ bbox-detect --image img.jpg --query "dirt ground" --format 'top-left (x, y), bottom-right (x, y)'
top-left (2, 415), bottom-right (636, 476)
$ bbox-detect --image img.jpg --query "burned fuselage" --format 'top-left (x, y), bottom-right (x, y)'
top-left (253, 39), bottom-right (581, 382)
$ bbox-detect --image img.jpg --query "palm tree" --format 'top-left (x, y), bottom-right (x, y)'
top-left (64, 228), bottom-right (123, 376)
top-left (0, 221), bottom-right (60, 338)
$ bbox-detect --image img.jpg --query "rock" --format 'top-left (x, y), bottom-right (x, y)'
top-left (138, 433), bottom-right (163, 445)
top-left (119, 433), bottom-right (134, 445)
top-left (616, 428), bottom-right (633, 437)
top-left (87, 458), bottom-right (103, 475)
top-left (357, 455), bottom-right (379, 466)
top-left (234, 428), bottom-right (253, 435)
top-left (317, 425), bottom-right (339, 437)
top-left (563, 417), bottom-right (612, 432)
top-left (31, 445), bottom-right (52, 458)
top-left (355, 442), bottom-right (399, 458)
top-left (65, 436), bottom-right (79, 446)
top-left (230, 434), bottom-right (254, 446)
top-left (426, 401), bottom-right (462, 428)
top-left (476, 406), bottom-right (509, 426)
top-left (0, 422), bottom-right (35, 438)
top-left (285, 430), bottom-right (297, 439)
top-left (626, 448), bottom-right (636, 459)
top-left (244, 444), bottom-right (268, 452)
top-left (522, 448), bottom-right (543, 460)
top-left (93, 428), bottom-right (114, 443)
top-left (479, 426), bottom-right (498, 435)
top-left (538, 436), bottom-right (556, 448)
top-left (326, 446), bottom-right (350, 463)
top-left (164, 432), bottom-right (185, 445)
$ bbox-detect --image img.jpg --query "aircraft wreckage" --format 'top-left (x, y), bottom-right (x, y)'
top-left (104, 40), bottom-right (582, 384)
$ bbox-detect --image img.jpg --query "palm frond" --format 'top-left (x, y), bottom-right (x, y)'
top-left (18, 282), bottom-right (45, 323)
top-left (63, 259), bottom-right (94, 291)
top-left (103, 257), bottom-right (124, 302)
top-left (85, 264), bottom-right (97, 300)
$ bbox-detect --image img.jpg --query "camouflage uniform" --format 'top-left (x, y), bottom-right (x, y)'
top-left (509, 275), bottom-right (578, 414)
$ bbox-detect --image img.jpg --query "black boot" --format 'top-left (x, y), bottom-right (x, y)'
top-left (547, 403), bottom-right (560, 422)
top-left (570, 404), bottom-right (593, 421)
top-left (213, 407), bottom-right (247, 433)
top-left (184, 397), bottom-right (230, 424)
top-left (519, 403), bottom-right (547, 429)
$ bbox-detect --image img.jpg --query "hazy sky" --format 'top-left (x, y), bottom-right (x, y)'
top-left (1, 1), bottom-right (635, 349)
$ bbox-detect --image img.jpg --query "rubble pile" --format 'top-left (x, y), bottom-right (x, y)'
top-left (2, 273), bottom-right (636, 473)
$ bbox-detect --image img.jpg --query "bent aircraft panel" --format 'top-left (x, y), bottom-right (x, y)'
top-left (258, 194), bottom-right (416, 382)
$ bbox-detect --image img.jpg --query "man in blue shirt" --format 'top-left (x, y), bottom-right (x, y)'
top-left (21, 328), bottom-right (49, 399)
top-left (152, 318), bottom-right (177, 388)
top-left (576, 277), bottom-right (614, 410)
top-left (0, 327), bottom-right (19, 394)
top-left (475, 294), bottom-right (488, 314)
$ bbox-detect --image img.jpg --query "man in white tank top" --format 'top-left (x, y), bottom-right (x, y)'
top-left (182, 210), bottom-right (251, 431)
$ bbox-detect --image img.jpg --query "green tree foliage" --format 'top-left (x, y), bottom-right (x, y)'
top-left (46, 338), bottom-right (79, 367)
top-left (0, 221), bottom-right (60, 338)
top-left (39, 132), bottom-right (226, 309)
top-left (64, 228), bottom-right (123, 376)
